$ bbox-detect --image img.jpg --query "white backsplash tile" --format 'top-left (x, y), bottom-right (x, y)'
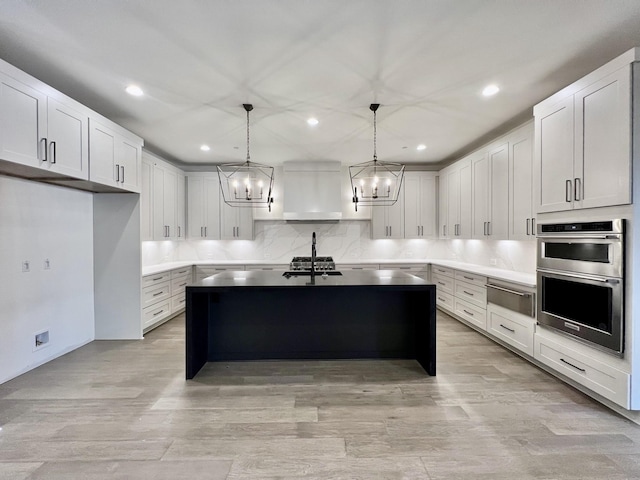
top-left (141, 220), bottom-right (536, 274)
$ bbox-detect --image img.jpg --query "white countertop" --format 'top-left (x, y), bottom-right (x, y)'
top-left (143, 259), bottom-right (536, 287)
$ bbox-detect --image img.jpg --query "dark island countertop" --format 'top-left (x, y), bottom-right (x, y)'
top-left (191, 269), bottom-right (431, 288)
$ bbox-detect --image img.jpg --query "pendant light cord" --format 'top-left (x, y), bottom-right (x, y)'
top-left (246, 108), bottom-right (251, 163)
top-left (373, 108), bottom-right (377, 162)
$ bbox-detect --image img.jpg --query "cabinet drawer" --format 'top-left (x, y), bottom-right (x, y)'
top-left (171, 293), bottom-right (186, 312)
top-left (171, 276), bottom-right (190, 295)
top-left (534, 334), bottom-right (629, 408)
top-left (454, 280), bottom-right (487, 308)
top-left (143, 300), bottom-right (171, 329)
top-left (432, 273), bottom-right (454, 295)
top-left (431, 265), bottom-right (454, 278)
top-left (171, 267), bottom-right (192, 279)
top-left (487, 304), bottom-right (535, 356)
top-left (455, 270), bottom-right (487, 287)
top-left (454, 298), bottom-right (487, 330)
top-left (194, 266), bottom-right (237, 282)
top-left (142, 271), bottom-right (171, 288)
top-left (142, 281), bottom-right (171, 308)
top-left (436, 291), bottom-right (454, 311)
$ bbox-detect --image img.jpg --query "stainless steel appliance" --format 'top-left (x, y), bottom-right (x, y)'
top-left (289, 256), bottom-right (336, 271)
top-left (487, 282), bottom-right (535, 317)
top-left (536, 219), bottom-right (625, 355)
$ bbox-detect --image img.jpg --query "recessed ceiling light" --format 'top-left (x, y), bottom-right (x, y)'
top-left (200, 145), bottom-right (210, 152)
top-left (125, 84), bottom-right (144, 97)
top-left (482, 84), bottom-right (500, 97)
top-left (417, 144), bottom-right (427, 151)
top-left (307, 117), bottom-right (319, 126)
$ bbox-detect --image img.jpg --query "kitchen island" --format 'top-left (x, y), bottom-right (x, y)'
top-left (185, 269), bottom-right (436, 379)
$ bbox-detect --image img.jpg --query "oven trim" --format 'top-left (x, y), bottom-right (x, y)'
top-left (536, 268), bottom-right (624, 356)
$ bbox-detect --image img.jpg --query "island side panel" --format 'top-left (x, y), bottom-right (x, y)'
top-left (185, 287), bottom-right (211, 379)
top-left (202, 284), bottom-right (434, 374)
top-left (414, 286), bottom-right (436, 375)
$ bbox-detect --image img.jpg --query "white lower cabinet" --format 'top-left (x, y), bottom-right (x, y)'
top-left (534, 331), bottom-right (629, 408)
top-left (487, 303), bottom-right (535, 356)
top-left (142, 266), bottom-right (193, 333)
top-left (194, 265), bottom-right (238, 282)
top-left (433, 265), bottom-right (487, 331)
top-left (454, 298), bottom-right (486, 330)
top-left (385, 263), bottom-right (429, 280)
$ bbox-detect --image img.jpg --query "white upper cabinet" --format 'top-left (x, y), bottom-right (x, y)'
top-left (509, 122), bottom-right (535, 240)
top-left (187, 173), bottom-right (221, 239)
top-left (404, 172), bottom-right (437, 239)
top-left (176, 171), bottom-right (185, 240)
top-left (0, 71), bottom-right (47, 168)
top-left (0, 58), bottom-right (142, 192)
top-left (472, 144), bottom-right (508, 239)
top-left (140, 157), bottom-right (153, 241)
top-left (371, 186), bottom-right (404, 239)
top-left (46, 97), bottom-right (88, 179)
top-left (220, 201), bottom-right (253, 240)
top-left (440, 158), bottom-right (471, 239)
top-left (89, 118), bottom-right (142, 193)
top-left (534, 49), bottom-right (636, 213)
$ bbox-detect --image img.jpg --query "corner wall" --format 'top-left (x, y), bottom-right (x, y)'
top-left (0, 176), bottom-right (95, 383)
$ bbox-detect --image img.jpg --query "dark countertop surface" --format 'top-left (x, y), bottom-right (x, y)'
top-left (189, 269), bottom-right (433, 288)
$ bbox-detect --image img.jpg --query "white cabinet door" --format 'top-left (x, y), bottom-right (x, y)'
top-left (89, 119), bottom-right (118, 188)
top-left (437, 167), bottom-right (449, 238)
top-left (204, 176), bottom-right (221, 239)
top-left (220, 201), bottom-right (253, 240)
top-left (371, 186), bottom-right (404, 239)
top-left (535, 96), bottom-right (574, 213)
top-left (46, 98), bottom-right (88, 180)
top-left (404, 172), bottom-right (436, 239)
top-left (509, 123), bottom-right (535, 240)
top-left (176, 171), bottom-right (185, 240)
top-left (89, 119), bottom-right (141, 192)
top-left (458, 159), bottom-right (472, 239)
top-left (446, 166), bottom-right (460, 238)
top-left (471, 152), bottom-right (489, 238)
top-left (489, 142), bottom-right (509, 239)
top-left (0, 72), bottom-right (47, 168)
top-left (140, 157), bottom-right (153, 241)
top-left (187, 174), bottom-right (221, 239)
top-left (153, 165), bottom-right (177, 240)
top-left (575, 68), bottom-right (631, 209)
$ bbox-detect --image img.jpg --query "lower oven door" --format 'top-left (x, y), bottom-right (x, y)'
top-left (537, 268), bottom-right (623, 355)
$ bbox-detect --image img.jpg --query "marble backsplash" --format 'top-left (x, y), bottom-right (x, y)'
top-left (142, 220), bottom-right (536, 273)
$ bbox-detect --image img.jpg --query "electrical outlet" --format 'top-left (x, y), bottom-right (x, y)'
top-left (44, 259), bottom-right (51, 270)
top-left (34, 329), bottom-right (50, 351)
top-left (22, 260), bottom-right (30, 272)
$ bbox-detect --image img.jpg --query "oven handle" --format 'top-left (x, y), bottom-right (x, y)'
top-left (537, 268), bottom-right (620, 284)
top-left (537, 234), bottom-right (621, 240)
top-left (486, 283), bottom-right (531, 297)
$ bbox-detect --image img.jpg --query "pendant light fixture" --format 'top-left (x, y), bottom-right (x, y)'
top-left (217, 104), bottom-right (274, 211)
top-left (349, 104), bottom-right (405, 211)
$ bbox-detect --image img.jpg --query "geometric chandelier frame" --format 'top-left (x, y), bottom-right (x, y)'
top-left (217, 103), bottom-right (274, 211)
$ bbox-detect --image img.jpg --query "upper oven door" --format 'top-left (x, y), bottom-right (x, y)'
top-left (537, 234), bottom-right (623, 277)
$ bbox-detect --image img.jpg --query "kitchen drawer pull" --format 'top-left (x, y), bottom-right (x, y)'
top-left (462, 290), bottom-right (475, 296)
top-left (152, 291), bottom-right (165, 297)
top-left (486, 283), bottom-right (530, 297)
top-left (437, 281), bottom-right (446, 286)
top-left (463, 275), bottom-right (475, 281)
top-left (178, 282), bottom-right (187, 287)
top-left (462, 309), bottom-right (474, 316)
top-left (152, 276), bottom-right (164, 281)
top-left (438, 296), bottom-right (446, 302)
top-left (153, 309), bottom-right (164, 316)
top-left (499, 324), bottom-right (515, 333)
top-left (560, 358), bottom-right (586, 373)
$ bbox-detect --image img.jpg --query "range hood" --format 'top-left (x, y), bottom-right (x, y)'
top-left (282, 160), bottom-right (342, 220)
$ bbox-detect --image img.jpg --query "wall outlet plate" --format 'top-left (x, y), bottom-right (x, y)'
top-left (22, 260), bottom-right (30, 272)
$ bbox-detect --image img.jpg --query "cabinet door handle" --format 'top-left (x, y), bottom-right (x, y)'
top-left (526, 218), bottom-right (530, 236)
top-left (487, 221), bottom-right (491, 236)
top-left (167, 225), bottom-right (170, 237)
top-left (50, 141), bottom-right (56, 164)
top-left (40, 138), bottom-right (48, 162)
top-left (389, 226), bottom-right (392, 236)
top-left (560, 358), bottom-right (586, 373)
top-left (532, 218), bottom-right (535, 234)
top-left (443, 225), bottom-right (447, 236)
top-left (200, 226), bottom-right (203, 237)
top-left (116, 164), bottom-right (120, 182)
top-left (121, 166), bottom-right (125, 183)
top-left (574, 177), bottom-right (581, 201)
top-left (565, 179), bottom-right (572, 202)
top-left (205, 226), bottom-right (207, 237)
top-left (483, 221), bottom-right (487, 235)
top-left (178, 226), bottom-right (181, 237)
top-left (500, 324), bottom-right (516, 333)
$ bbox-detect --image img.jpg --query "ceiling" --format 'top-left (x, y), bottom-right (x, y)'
top-left (1, 1), bottom-right (640, 169)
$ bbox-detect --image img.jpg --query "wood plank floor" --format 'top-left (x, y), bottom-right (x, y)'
top-left (2, 311), bottom-right (640, 479)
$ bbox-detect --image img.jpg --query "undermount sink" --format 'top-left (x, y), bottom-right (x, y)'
top-left (282, 271), bottom-right (343, 278)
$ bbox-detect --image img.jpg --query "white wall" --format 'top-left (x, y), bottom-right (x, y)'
top-left (0, 176), bottom-right (95, 383)
top-left (142, 220), bottom-right (536, 273)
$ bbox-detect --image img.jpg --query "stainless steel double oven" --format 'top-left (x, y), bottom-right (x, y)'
top-left (536, 219), bottom-right (625, 356)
